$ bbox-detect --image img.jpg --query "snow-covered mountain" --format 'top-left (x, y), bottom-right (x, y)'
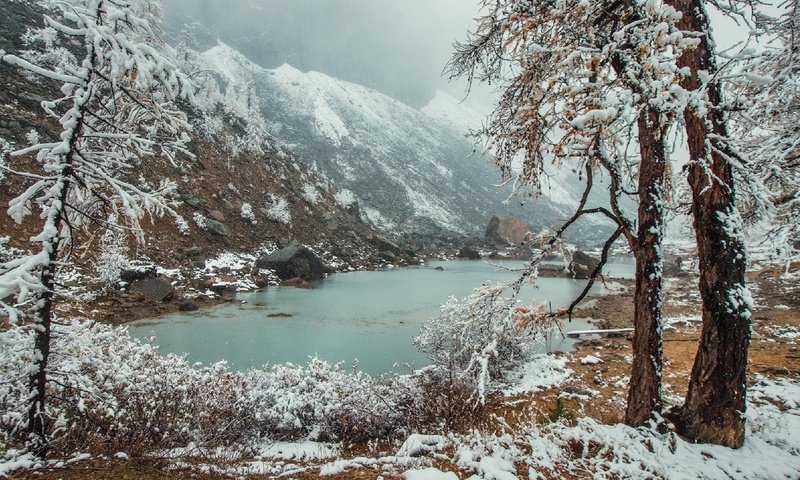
top-left (200, 43), bottom-right (600, 238)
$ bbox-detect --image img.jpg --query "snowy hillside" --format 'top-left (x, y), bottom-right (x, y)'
top-left (421, 89), bottom-right (485, 135)
top-left (201, 43), bottom-right (604, 237)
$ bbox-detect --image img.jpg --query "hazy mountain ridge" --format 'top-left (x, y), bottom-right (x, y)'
top-left (201, 43), bottom-right (595, 238)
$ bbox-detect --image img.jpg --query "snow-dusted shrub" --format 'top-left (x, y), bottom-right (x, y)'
top-left (0, 320), bottom-right (259, 456)
top-left (193, 212), bottom-right (207, 229)
top-left (0, 320), bottom-right (418, 457)
top-left (240, 202), bottom-right (257, 225)
top-left (244, 359), bottom-right (401, 441)
top-left (93, 228), bottom-right (130, 288)
top-left (334, 189), bottom-right (357, 208)
top-left (414, 285), bottom-right (535, 402)
top-left (266, 194), bottom-right (292, 226)
top-left (300, 183), bottom-right (320, 205)
top-left (0, 138), bottom-right (11, 183)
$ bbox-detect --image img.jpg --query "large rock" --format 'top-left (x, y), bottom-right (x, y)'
top-left (366, 234), bottom-right (401, 254)
top-left (130, 277), bottom-right (175, 302)
top-left (568, 251), bottom-right (601, 279)
top-left (255, 241), bottom-right (326, 280)
top-left (485, 216), bottom-right (530, 245)
top-left (205, 219), bottom-right (230, 236)
top-left (457, 247), bottom-right (481, 260)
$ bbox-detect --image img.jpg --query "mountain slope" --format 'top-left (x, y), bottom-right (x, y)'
top-left (200, 43), bottom-right (597, 238)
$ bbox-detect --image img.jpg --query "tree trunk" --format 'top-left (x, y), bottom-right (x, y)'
top-left (667, 0), bottom-right (751, 448)
top-left (625, 107), bottom-right (667, 426)
top-left (27, 246), bottom-right (58, 456)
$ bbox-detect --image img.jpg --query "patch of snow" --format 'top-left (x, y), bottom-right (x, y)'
top-left (313, 96), bottom-right (349, 146)
top-left (397, 434), bottom-right (448, 458)
top-left (503, 354), bottom-right (573, 395)
top-left (404, 468), bottom-right (459, 480)
top-left (258, 441), bottom-right (338, 461)
top-left (663, 314), bottom-right (702, 329)
top-left (580, 355), bottom-right (603, 365)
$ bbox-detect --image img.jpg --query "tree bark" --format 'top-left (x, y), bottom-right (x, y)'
top-left (625, 106), bottom-right (667, 426)
top-left (666, 0), bottom-right (751, 448)
top-left (28, 243), bottom-right (58, 456)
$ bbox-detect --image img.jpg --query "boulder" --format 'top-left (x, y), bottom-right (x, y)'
top-left (568, 251), bottom-right (601, 279)
top-left (120, 266), bottom-right (156, 284)
top-left (281, 277), bottom-right (313, 289)
top-left (378, 250), bottom-right (397, 261)
top-left (130, 277), bottom-right (175, 302)
top-left (663, 254), bottom-right (684, 277)
top-left (255, 241), bottom-right (326, 281)
top-left (182, 196), bottom-right (203, 209)
top-left (323, 212), bottom-right (340, 230)
top-left (366, 234), bottom-right (401, 254)
top-left (205, 219), bottom-right (230, 236)
top-left (178, 300), bottom-right (198, 312)
top-left (456, 247), bottom-right (482, 260)
top-left (209, 210), bottom-right (226, 222)
top-left (485, 215), bottom-right (529, 245)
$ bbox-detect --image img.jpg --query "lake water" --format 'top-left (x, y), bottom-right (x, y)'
top-left (129, 259), bottom-right (634, 375)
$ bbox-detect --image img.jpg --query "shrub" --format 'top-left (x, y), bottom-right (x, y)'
top-left (414, 284), bottom-right (539, 403)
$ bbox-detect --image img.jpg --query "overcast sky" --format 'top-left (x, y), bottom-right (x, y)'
top-left (161, 0), bottom-right (488, 108)
top-left (159, 0), bottom-right (756, 113)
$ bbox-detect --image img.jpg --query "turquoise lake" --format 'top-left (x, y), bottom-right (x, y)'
top-left (129, 258), bottom-right (634, 375)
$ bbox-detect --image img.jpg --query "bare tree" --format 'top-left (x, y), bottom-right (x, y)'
top-left (0, 0), bottom-right (191, 455)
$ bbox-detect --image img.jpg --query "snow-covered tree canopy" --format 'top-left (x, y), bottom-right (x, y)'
top-left (727, 0), bottom-right (800, 263)
top-left (448, 0), bottom-right (697, 198)
top-left (0, 0), bottom-right (192, 321)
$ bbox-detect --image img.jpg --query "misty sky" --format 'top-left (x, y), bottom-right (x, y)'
top-left (161, 0), bottom-right (487, 108)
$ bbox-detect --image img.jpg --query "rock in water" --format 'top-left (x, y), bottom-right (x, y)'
top-left (130, 277), bottom-right (175, 302)
top-left (178, 300), bottom-right (199, 311)
top-left (485, 215), bottom-right (529, 245)
top-left (256, 241), bottom-right (326, 280)
top-left (568, 251), bottom-right (601, 279)
top-left (456, 247), bottom-right (481, 260)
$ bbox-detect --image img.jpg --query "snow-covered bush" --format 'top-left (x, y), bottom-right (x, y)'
top-left (334, 189), bottom-right (357, 208)
top-left (266, 194), bottom-right (292, 226)
top-left (240, 202), bottom-right (257, 225)
top-left (414, 285), bottom-right (536, 402)
top-left (244, 359), bottom-right (402, 441)
top-left (300, 183), bottom-right (320, 205)
top-left (0, 320), bottom-right (420, 456)
top-left (193, 212), bottom-right (207, 230)
top-left (0, 138), bottom-right (11, 183)
top-left (93, 228), bottom-right (130, 288)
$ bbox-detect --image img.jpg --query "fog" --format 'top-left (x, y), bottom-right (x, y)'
top-left (161, 0), bottom-right (489, 109)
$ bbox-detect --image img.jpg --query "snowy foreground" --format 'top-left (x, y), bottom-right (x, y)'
top-left (1, 320), bottom-right (799, 479)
